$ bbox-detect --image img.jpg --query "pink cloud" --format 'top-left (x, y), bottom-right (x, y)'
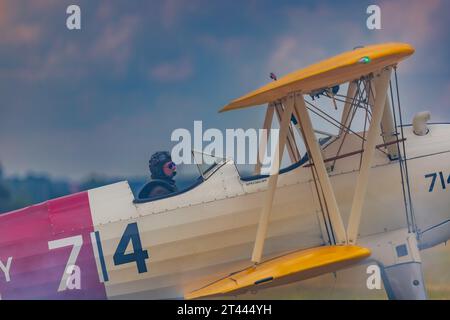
top-left (373, 0), bottom-right (447, 75)
top-left (268, 36), bottom-right (301, 75)
top-left (90, 16), bottom-right (140, 67)
top-left (0, 1), bottom-right (8, 23)
top-left (1, 41), bottom-right (85, 81)
top-left (160, 0), bottom-right (204, 29)
top-left (266, 4), bottom-right (368, 77)
top-left (439, 82), bottom-right (450, 109)
top-left (267, 35), bottom-right (329, 77)
top-left (149, 57), bottom-right (194, 82)
top-left (0, 7), bottom-right (141, 81)
top-left (0, 1), bottom-right (42, 46)
top-left (2, 23), bottom-right (42, 45)
top-left (161, 0), bottom-right (181, 29)
top-left (28, 0), bottom-right (58, 10)
top-left (197, 35), bottom-right (246, 57)
top-left (378, 0), bottom-right (443, 46)
top-left (265, 1), bottom-right (446, 79)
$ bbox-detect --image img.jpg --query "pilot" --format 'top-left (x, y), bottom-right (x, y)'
top-left (146, 151), bottom-right (178, 198)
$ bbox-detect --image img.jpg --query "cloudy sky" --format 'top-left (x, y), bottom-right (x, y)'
top-left (0, 0), bottom-right (449, 180)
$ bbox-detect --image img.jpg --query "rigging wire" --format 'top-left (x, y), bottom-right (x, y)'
top-left (304, 100), bottom-right (366, 141)
top-left (295, 113), bottom-right (336, 245)
top-left (389, 77), bottom-right (411, 232)
top-left (331, 79), bottom-right (366, 168)
top-left (359, 78), bottom-right (372, 169)
top-left (394, 67), bottom-right (417, 232)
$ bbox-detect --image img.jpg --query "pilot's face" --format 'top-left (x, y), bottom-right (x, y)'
top-left (162, 161), bottom-right (177, 177)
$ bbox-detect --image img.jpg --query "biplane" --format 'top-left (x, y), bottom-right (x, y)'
top-left (1, 42), bottom-right (450, 300)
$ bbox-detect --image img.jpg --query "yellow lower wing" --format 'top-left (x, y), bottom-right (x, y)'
top-left (185, 245), bottom-right (370, 299)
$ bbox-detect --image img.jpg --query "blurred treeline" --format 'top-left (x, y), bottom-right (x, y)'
top-left (0, 162), bottom-right (146, 214)
top-left (0, 161), bottom-right (198, 214)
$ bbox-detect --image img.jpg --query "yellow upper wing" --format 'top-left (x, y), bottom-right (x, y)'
top-left (220, 42), bottom-right (414, 112)
top-left (185, 245), bottom-right (371, 299)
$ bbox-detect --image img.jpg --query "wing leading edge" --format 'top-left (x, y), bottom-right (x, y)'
top-left (185, 245), bottom-right (371, 299)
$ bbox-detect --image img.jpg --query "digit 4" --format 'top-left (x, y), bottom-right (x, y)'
top-left (113, 223), bottom-right (149, 274)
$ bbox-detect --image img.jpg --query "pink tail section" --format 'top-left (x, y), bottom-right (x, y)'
top-left (0, 192), bottom-right (107, 299)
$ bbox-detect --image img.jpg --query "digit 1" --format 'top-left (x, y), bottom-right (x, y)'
top-left (439, 171), bottom-right (446, 190)
top-left (90, 231), bottom-right (109, 282)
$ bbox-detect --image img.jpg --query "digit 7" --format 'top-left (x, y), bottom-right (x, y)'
top-left (48, 235), bottom-right (83, 292)
top-left (425, 172), bottom-right (437, 192)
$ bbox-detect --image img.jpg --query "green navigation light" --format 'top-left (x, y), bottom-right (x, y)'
top-left (359, 56), bottom-right (371, 64)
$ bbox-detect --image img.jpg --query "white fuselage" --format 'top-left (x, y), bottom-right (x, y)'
top-left (87, 123), bottom-right (450, 299)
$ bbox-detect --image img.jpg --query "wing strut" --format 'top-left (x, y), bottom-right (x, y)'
top-left (347, 67), bottom-right (392, 244)
top-left (254, 103), bottom-right (275, 174)
top-left (274, 103), bottom-right (301, 164)
top-left (367, 81), bottom-right (399, 159)
top-left (251, 95), bottom-right (294, 263)
top-left (339, 80), bottom-right (358, 136)
top-left (293, 93), bottom-right (347, 245)
top-left (251, 67), bottom-right (394, 260)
